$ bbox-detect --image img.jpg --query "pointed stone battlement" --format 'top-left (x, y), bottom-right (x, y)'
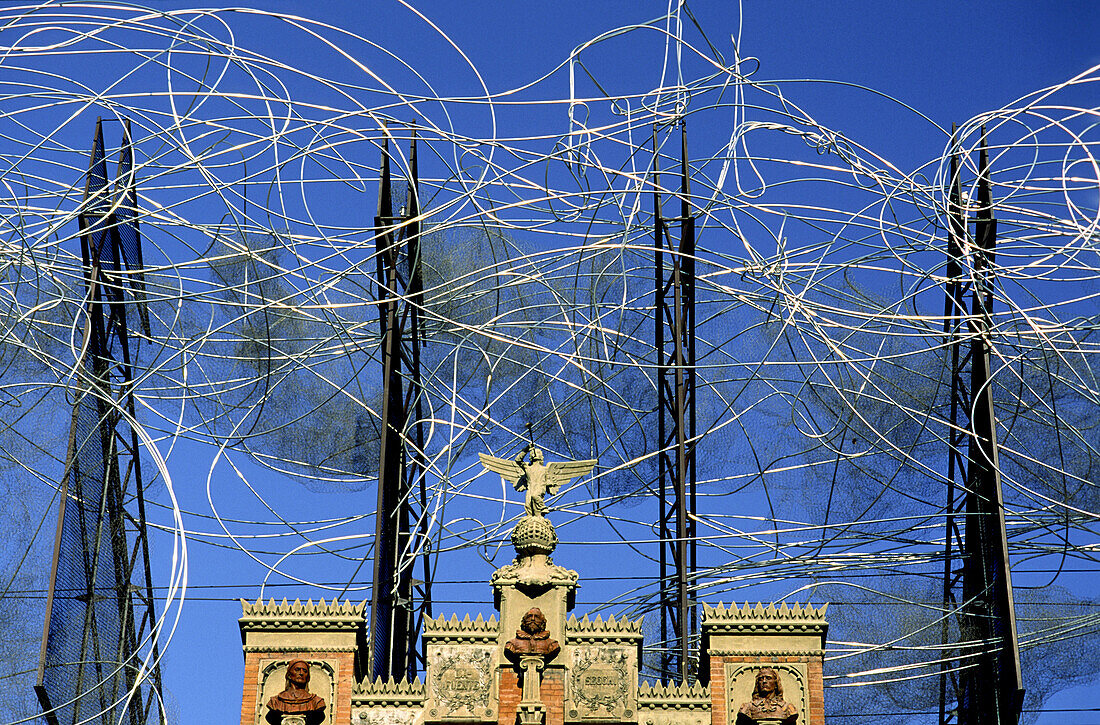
top-left (352, 677), bottom-right (426, 705)
top-left (239, 598), bottom-right (366, 631)
top-left (566, 614), bottom-right (644, 645)
top-left (567, 613), bottom-right (643, 633)
top-left (703, 601), bottom-right (828, 622)
top-left (637, 680), bottom-right (710, 708)
top-left (424, 613), bottom-right (500, 642)
top-left (702, 601), bottom-right (829, 637)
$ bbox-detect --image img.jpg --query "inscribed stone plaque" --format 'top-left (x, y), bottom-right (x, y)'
top-left (724, 663), bottom-right (807, 725)
top-left (638, 713), bottom-right (708, 725)
top-left (355, 708), bottom-right (419, 725)
top-left (427, 645), bottom-right (497, 720)
top-left (567, 646), bottom-right (636, 720)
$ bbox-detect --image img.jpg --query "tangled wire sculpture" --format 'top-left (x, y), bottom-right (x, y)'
top-left (0, 2), bottom-right (1096, 723)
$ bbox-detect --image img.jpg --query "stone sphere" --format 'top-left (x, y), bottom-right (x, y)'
top-left (511, 516), bottom-right (557, 556)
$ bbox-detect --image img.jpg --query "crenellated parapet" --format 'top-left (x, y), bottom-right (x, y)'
top-left (239, 597), bottom-right (366, 635)
top-left (636, 682), bottom-right (710, 725)
top-left (352, 678), bottom-right (427, 706)
top-left (351, 679), bottom-right (426, 725)
top-left (702, 602), bottom-right (828, 639)
top-left (566, 614), bottom-right (644, 643)
top-left (637, 681), bottom-right (710, 709)
top-left (424, 613), bottom-right (499, 643)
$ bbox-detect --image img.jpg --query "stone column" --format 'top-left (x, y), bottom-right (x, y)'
top-left (492, 515), bottom-right (575, 725)
top-left (700, 603), bottom-right (828, 725)
top-left (239, 598), bottom-right (366, 725)
top-left (516, 655), bottom-right (548, 725)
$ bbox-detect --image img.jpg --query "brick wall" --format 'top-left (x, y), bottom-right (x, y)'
top-left (499, 666), bottom-right (520, 725)
top-left (498, 665), bottom-right (566, 725)
top-left (708, 655), bottom-right (726, 725)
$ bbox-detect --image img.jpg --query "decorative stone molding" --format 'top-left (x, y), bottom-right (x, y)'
top-left (567, 614), bottom-right (644, 643)
top-left (701, 602), bottom-right (828, 636)
top-left (351, 678), bottom-right (427, 707)
top-left (423, 613), bottom-right (499, 643)
top-left (637, 713), bottom-right (708, 725)
top-left (239, 598), bottom-right (366, 633)
top-left (491, 557), bottom-right (579, 592)
top-left (354, 707), bottom-right (419, 725)
top-left (705, 649), bottom-right (825, 658)
top-left (637, 681), bottom-right (710, 710)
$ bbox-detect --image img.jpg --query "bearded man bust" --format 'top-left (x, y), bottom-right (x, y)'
top-left (265, 659), bottom-right (326, 725)
top-left (504, 607), bottom-right (561, 662)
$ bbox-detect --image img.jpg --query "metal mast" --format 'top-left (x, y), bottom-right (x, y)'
top-left (369, 123), bottom-right (432, 682)
top-left (653, 120), bottom-right (697, 683)
top-left (939, 127), bottom-right (1024, 725)
top-left (37, 119), bottom-right (164, 725)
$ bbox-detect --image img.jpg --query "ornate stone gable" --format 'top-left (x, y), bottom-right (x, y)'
top-left (239, 451), bottom-right (831, 725)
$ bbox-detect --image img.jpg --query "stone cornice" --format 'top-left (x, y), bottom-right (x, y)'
top-left (351, 677), bottom-right (427, 706)
top-left (422, 613), bottom-right (498, 642)
top-left (701, 602), bottom-right (828, 636)
top-left (491, 558), bottom-right (579, 591)
top-left (566, 614), bottom-right (644, 642)
top-left (637, 681), bottom-right (710, 710)
top-left (709, 649), bottom-right (825, 658)
top-left (239, 598), bottom-right (366, 632)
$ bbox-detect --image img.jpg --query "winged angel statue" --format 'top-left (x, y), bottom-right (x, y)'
top-left (479, 445), bottom-right (597, 518)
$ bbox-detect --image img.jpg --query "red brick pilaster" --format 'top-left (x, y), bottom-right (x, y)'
top-left (499, 667), bottom-right (520, 725)
top-left (497, 665), bottom-right (565, 725)
top-left (708, 655), bottom-right (727, 725)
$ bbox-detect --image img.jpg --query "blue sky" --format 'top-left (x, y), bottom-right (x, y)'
top-left (3, 1), bottom-right (1098, 724)
top-left (153, 3), bottom-right (1099, 723)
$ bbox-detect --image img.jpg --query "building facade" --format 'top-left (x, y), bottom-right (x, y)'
top-left (240, 504), bottom-right (827, 725)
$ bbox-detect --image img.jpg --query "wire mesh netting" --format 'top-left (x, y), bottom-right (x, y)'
top-left (0, 2), bottom-right (1096, 724)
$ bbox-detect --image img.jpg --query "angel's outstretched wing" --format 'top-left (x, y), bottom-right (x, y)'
top-left (479, 453), bottom-right (524, 486)
top-left (545, 459), bottom-right (597, 494)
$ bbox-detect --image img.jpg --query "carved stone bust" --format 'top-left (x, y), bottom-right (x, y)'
top-left (736, 668), bottom-right (797, 724)
top-left (266, 659), bottom-right (326, 725)
top-left (504, 607), bottom-right (561, 663)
